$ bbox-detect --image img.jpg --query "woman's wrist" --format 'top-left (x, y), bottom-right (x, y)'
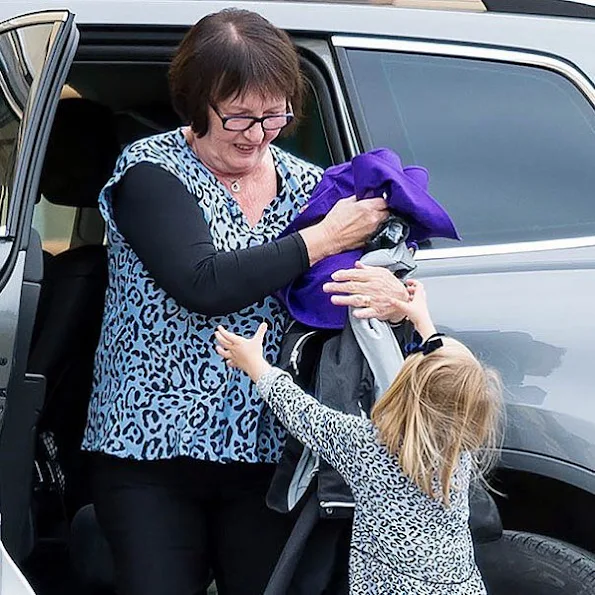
top-left (298, 224), bottom-right (336, 266)
top-left (386, 296), bottom-right (408, 324)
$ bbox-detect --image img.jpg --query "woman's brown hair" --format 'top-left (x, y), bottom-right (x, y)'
top-left (371, 338), bottom-right (503, 506)
top-left (169, 8), bottom-right (304, 137)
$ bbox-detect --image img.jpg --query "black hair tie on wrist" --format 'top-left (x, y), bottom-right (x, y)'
top-left (404, 332), bottom-right (446, 357)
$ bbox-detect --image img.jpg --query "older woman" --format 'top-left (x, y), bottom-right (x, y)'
top-left (81, 8), bottom-right (405, 595)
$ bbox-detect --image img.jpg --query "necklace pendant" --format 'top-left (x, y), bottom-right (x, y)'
top-left (230, 180), bottom-right (241, 193)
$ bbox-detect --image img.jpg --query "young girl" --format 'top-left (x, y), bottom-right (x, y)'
top-left (215, 280), bottom-right (502, 595)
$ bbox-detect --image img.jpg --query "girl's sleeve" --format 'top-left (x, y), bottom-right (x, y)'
top-left (257, 367), bottom-right (369, 478)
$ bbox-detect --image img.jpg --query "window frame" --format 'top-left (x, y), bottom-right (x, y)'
top-left (72, 27), bottom-right (353, 168)
top-left (333, 35), bottom-right (595, 260)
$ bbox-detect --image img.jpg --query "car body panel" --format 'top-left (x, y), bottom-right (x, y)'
top-left (0, 0), bottom-right (595, 82)
top-left (416, 249), bottom-right (595, 475)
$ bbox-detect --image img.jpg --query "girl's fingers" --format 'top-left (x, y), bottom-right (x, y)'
top-left (215, 345), bottom-right (231, 358)
top-left (255, 322), bottom-right (268, 342)
top-left (216, 325), bottom-right (238, 343)
top-left (214, 331), bottom-right (233, 347)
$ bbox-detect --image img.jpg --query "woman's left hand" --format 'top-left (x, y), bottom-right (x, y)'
top-left (322, 261), bottom-right (410, 322)
top-left (215, 323), bottom-right (272, 382)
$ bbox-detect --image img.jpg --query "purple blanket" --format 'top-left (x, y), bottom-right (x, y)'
top-left (277, 149), bottom-right (460, 329)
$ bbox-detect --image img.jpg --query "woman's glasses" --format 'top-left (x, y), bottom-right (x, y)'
top-left (211, 104), bottom-right (294, 131)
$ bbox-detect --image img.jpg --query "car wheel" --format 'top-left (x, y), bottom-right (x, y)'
top-left (475, 530), bottom-right (595, 594)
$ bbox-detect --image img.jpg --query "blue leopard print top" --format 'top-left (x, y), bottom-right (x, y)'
top-left (81, 128), bottom-right (322, 462)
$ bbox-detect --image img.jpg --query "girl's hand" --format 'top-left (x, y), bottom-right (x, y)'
top-left (402, 280), bottom-right (436, 340)
top-left (215, 323), bottom-right (272, 382)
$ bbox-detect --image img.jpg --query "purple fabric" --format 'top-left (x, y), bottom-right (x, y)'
top-left (277, 149), bottom-right (460, 329)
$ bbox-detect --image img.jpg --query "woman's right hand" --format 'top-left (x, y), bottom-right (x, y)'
top-left (299, 196), bottom-right (389, 265)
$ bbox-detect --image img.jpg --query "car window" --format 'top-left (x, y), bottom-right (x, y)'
top-left (275, 83), bottom-right (332, 169)
top-left (0, 22), bottom-right (65, 237)
top-left (343, 50), bottom-right (595, 249)
top-left (32, 197), bottom-right (76, 255)
top-left (0, 101), bottom-right (19, 235)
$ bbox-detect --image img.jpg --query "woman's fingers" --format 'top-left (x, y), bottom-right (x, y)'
top-left (330, 294), bottom-right (374, 308)
top-left (351, 307), bottom-right (378, 320)
top-left (365, 197), bottom-right (389, 211)
top-left (323, 280), bottom-right (369, 295)
top-left (329, 268), bottom-right (369, 283)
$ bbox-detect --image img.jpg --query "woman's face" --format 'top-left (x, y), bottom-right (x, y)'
top-left (203, 92), bottom-right (287, 175)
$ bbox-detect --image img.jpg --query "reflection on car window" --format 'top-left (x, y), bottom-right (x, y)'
top-left (32, 197), bottom-right (76, 255)
top-left (0, 101), bottom-right (19, 231)
top-left (0, 23), bottom-right (56, 236)
top-left (345, 50), bottom-right (595, 248)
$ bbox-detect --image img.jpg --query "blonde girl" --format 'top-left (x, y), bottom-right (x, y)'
top-left (215, 280), bottom-right (502, 595)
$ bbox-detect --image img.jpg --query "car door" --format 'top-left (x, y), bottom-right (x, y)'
top-left (332, 33), bottom-right (595, 486)
top-left (0, 9), bottom-right (79, 586)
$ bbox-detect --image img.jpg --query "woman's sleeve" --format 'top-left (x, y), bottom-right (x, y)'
top-left (112, 162), bottom-right (310, 315)
top-left (256, 367), bottom-right (368, 479)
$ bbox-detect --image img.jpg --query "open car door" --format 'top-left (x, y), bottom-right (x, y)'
top-left (0, 9), bottom-right (79, 590)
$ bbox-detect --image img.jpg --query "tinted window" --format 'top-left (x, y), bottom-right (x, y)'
top-left (0, 23), bottom-right (57, 236)
top-left (345, 50), bottom-right (595, 248)
top-left (275, 83), bottom-right (332, 169)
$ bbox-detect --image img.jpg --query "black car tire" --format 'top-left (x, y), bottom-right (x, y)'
top-left (475, 530), bottom-right (595, 595)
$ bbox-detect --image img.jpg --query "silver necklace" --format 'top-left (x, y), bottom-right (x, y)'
top-left (184, 129), bottom-right (243, 193)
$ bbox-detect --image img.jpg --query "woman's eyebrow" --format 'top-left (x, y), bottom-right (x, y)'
top-left (224, 103), bottom-right (286, 113)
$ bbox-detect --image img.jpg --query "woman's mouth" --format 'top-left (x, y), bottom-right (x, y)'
top-left (234, 143), bottom-right (258, 154)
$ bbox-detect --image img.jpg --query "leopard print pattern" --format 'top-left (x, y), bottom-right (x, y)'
top-left (82, 129), bottom-right (322, 462)
top-left (257, 368), bottom-right (488, 595)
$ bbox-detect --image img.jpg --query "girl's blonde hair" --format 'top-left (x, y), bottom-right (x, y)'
top-left (371, 337), bottom-right (502, 506)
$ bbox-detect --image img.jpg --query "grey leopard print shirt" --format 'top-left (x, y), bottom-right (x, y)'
top-left (257, 367), bottom-right (488, 595)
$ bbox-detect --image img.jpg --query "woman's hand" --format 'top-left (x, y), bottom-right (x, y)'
top-left (215, 323), bottom-right (272, 382)
top-left (322, 261), bottom-right (410, 322)
top-left (299, 196), bottom-right (389, 265)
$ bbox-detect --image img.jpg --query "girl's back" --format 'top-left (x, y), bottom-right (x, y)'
top-left (349, 426), bottom-right (480, 591)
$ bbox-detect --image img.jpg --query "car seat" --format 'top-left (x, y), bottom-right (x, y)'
top-left (29, 97), bottom-right (119, 520)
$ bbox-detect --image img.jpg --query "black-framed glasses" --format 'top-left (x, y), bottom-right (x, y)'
top-left (211, 104), bottom-right (294, 131)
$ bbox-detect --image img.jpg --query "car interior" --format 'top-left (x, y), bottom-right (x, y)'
top-left (19, 54), bottom-right (334, 595)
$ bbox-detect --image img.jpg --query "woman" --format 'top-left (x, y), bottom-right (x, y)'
top-left (81, 8), bottom-right (403, 595)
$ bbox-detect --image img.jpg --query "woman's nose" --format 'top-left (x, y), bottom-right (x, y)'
top-left (242, 122), bottom-right (266, 143)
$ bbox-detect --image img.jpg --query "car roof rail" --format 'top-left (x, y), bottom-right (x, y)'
top-left (367, 0), bottom-right (595, 18)
top-left (483, 0), bottom-right (595, 19)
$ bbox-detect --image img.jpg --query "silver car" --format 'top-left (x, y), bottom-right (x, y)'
top-left (0, 0), bottom-right (594, 593)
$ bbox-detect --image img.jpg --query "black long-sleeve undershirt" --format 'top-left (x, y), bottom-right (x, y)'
top-left (112, 162), bottom-right (310, 316)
